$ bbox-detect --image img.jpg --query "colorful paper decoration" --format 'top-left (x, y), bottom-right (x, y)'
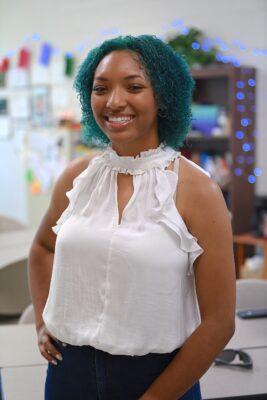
top-left (39, 42), bottom-right (52, 66)
top-left (0, 58), bottom-right (9, 72)
top-left (18, 47), bottom-right (30, 69)
top-left (0, 72), bottom-right (5, 87)
top-left (26, 169), bottom-right (33, 183)
top-left (64, 53), bottom-right (74, 77)
top-left (30, 178), bottom-right (41, 194)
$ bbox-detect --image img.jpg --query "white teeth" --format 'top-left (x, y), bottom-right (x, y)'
top-left (108, 116), bottom-right (132, 123)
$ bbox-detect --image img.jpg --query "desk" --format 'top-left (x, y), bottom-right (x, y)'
top-left (0, 324), bottom-right (44, 367)
top-left (0, 365), bottom-right (47, 400)
top-left (201, 348), bottom-right (267, 399)
top-left (228, 316), bottom-right (267, 349)
top-left (1, 320), bottom-right (266, 400)
top-left (0, 324), bottom-right (46, 400)
top-left (201, 316), bottom-right (267, 399)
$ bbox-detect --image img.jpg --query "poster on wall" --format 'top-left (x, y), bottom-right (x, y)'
top-left (13, 120), bottom-right (29, 154)
top-left (50, 60), bottom-right (67, 84)
top-left (7, 67), bottom-right (29, 88)
top-left (26, 129), bottom-right (67, 195)
top-left (10, 94), bottom-right (30, 119)
top-left (0, 98), bottom-right (8, 115)
top-left (0, 98), bottom-right (10, 139)
top-left (0, 117), bottom-right (10, 139)
top-left (31, 86), bottom-right (50, 126)
top-left (31, 64), bottom-right (49, 85)
top-left (51, 86), bottom-right (70, 108)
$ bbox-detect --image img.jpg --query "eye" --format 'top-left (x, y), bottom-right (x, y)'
top-left (128, 84), bottom-right (144, 92)
top-left (92, 85), bottom-right (107, 94)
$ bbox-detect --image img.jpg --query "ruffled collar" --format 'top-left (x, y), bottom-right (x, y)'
top-left (102, 144), bottom-right (180, 175)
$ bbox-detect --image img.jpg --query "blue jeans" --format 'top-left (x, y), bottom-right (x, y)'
top-left (45, 341), bottom-right (201, 400)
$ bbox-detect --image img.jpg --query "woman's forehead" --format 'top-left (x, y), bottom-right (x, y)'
top-left (94, 50), bottom-right (147, 78)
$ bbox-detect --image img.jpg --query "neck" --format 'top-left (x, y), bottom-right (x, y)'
top-left (111, 136), bottom-right (161, 157)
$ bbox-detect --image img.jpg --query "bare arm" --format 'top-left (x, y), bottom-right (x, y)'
top-left (140, 159), bottom-right (236, 399)
top-left (28, 155), bottom-right (93, 363)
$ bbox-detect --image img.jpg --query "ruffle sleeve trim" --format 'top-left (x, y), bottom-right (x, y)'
top-left (160, 214), bottom-right (204, 275)
top-left (153, 169), bottom-right (204, 275)
top-left (51, 163), bottom-right (96, 235)
top-left (52, 189), bottom-right (73, 235)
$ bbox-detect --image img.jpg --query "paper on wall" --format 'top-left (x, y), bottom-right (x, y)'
top-left (27, 131), bottom-right (64, 193)
top-left (31, 64), bottom-right (49, 85)
top-left (10, 95), bottom-right (30, 118)
top-left (0, 116), bottom-right (10, 139)
top-left (0, 98), bottom-right (8, 115)
top-left (14, 127), bottom-right (27, 153)
top-left (31, 87), bottom-right (49, 126)
top-left (50, 60), bottom-right (67, 84)
top-left (7, 68), bottom-right (29, 88)
top-left (51, 87), bottom-right (70, 108)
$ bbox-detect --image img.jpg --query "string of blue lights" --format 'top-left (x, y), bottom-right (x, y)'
top-left (0, 20), bottom-right (263, 183)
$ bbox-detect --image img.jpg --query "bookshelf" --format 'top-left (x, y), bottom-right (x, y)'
top-left (183, 66), bottom-right (256, 234)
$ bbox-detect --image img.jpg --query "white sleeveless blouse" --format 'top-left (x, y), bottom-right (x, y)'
top-left (43, 144), bottom-right (204, 356)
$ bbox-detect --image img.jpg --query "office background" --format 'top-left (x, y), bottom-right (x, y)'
top-left (0, 0), bottom-right (267, 226)
top-left (1, 2), bottom-right (267, 399)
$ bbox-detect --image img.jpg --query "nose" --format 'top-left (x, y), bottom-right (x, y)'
top-left (106, 87), bottom-right (127, 111)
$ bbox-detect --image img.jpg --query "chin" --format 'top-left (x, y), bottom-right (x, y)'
top-left (106, 131), bottom-right (139, 145)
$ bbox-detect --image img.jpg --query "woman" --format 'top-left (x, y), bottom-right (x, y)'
top-left (28, 35), bottom-right (236, 400)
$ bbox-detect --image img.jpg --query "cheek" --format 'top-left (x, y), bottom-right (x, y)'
top-left (91, 97), bottom-right (103, 120)
top-left (141, 96), bottom-right (158, 119)
top-left (90, 95), bottom-right (97, 112)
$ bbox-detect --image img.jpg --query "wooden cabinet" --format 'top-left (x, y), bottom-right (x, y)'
top-left (183, 66), bottom-right (256, 234)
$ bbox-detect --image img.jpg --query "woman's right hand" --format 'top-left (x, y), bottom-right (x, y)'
top-left (37, 324), bottom-right (63, 365)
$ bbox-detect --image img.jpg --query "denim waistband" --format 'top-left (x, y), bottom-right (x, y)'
top-left (45, 340), bottom-right (201, 400)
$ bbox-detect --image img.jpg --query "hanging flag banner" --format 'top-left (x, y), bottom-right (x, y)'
top-left (39, 42), bottom-right (52, 66)
top-left (64, 53), bottom-right (74, 77)
top-left (18, 47), bottom-right (30, 69)
top-left (0, 73), bottom-right (5, 87)
top-left (0, 58), bottom-right (9, 72)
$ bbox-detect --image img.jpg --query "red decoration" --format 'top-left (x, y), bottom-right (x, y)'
top-left (18, 47), bottom-right (30, 69)
top-left (0, 58), bottom-right (9, 72)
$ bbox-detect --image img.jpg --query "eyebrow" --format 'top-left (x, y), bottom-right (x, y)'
top-left (94, 74), bottom-right (144, 81)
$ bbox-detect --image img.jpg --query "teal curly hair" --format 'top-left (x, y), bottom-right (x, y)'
top-left (74, 34), bottom-right (195, 149)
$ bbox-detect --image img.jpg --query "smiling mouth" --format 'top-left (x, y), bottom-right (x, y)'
top-left (104, 115), bottom-right (135, 128)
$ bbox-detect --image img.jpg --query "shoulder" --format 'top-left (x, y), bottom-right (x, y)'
top-left (61, 151), bottom-right (103, 191)
top-left (176, 157), bottom-right (235, 328)
top-left (178, 155), bottom-right (221, 203)
top-left (177, 156), bottom-right (229, 234)
top-left (50, 151), bottom-right (102, 214)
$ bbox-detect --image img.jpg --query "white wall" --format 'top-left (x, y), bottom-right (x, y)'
top-left (0, 0), bottom-right (266, 207)
top-left (0, 139), bottom-right (28, 223)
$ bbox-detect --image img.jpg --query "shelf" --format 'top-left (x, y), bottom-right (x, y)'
top-left (182, 135), bottom-right (230, 153)
top-left (184, 66), bottom-right (256, 234)
top-left (191, 65), bottom-right (254, 79)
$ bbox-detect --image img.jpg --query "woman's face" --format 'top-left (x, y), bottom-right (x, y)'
top-left (91, 50), bottom-right (159, 150)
